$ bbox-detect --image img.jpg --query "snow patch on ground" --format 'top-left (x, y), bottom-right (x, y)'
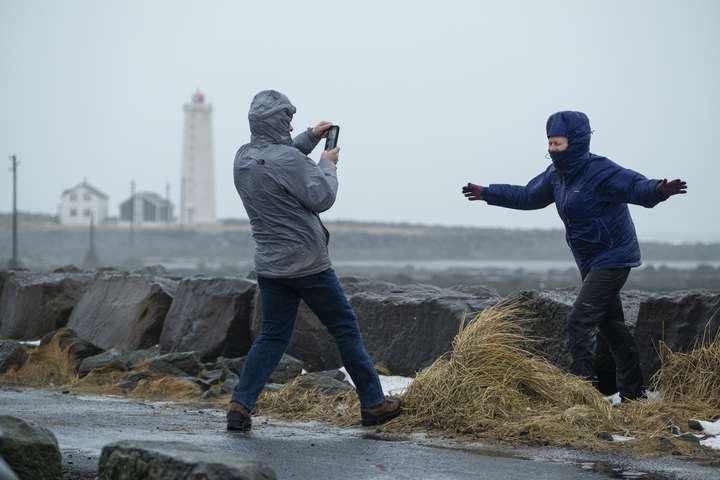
top-left (604, 393), bottom-right (621, 407)
top-left (697, 419), bottom-right (720, 436)
top-left (701, 435), bottom-right (720, 450)
top-left (339, 367), bottom-right (413, 396)
top-left (19, 340), bottom-right (40, 347)
top-left (611, 435), bottom-right (635, 442)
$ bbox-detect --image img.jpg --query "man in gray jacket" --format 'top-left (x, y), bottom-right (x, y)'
top-left (228, 90), bottom-right (401, 431)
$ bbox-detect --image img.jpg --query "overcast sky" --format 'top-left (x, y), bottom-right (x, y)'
top-left (1, 0), bottom-right (718, 241)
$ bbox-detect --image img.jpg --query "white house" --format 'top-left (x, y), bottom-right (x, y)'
top-left (119, 191), bottom-right (174, 226)
top-left (59, 180), bottom-right (109, 225)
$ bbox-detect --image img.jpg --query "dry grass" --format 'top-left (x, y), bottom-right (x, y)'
top-left (386, 303), bottom-right (617, 447)
top-left (652, 334), bottom-right (720, 409)
top-left (0, 332), bottom-right (78, 387)
top-left (255, 378), bottom-right (360, 427)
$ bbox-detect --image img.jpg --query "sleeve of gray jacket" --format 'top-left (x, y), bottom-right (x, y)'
top-left (292, 128), bottom-right (321, 155)
top-left (279, 153), bottom-right (339, 213)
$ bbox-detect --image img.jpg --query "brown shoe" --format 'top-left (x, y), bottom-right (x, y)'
top-left (227, 402), bottom-right (252, 432)
top-left (360, 398), bottom-right (402, 426)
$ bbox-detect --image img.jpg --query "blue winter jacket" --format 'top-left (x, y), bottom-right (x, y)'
top-left (483, 111), bottom-right (668, 277)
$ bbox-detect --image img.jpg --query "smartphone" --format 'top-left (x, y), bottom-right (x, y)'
top-left (324, 126), bottom-right (340, 150)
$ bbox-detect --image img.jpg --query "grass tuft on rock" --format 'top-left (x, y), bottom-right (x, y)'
top-left (0, 332), bottom-right (78, 387)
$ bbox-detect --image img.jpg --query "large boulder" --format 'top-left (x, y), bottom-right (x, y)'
top-left (251, 278), bottom-right (499, 375)
top-left (0, 272), bottom-right (94, 340)
top-left (0, 416), bottom-right (62, 480)
top-left (517, 289), bottom-right (647, 370)
top-left (159, 277), bottom-right (256, 361)
top-left (0, 340), bottom-right (28, 374)
top-left (349, 280), bottom-right (500, 376)
top-left (66, 272), bottom-right (177, 351)
top-left (635, 290), bottom-right (720, 382)
top-left (98, 440), bottom-right (275, 480)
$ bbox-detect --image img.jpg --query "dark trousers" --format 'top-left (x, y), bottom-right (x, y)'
top-left (232, 269), bottom-right (385, 410)
top-left (568, 268), bottom-right (644, 399)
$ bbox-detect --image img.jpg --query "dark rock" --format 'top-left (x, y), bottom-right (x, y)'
top-left (199, 368), bottom-right (226, 385)
top-left (0, 456), bottom-right (19, 480)
top-left (268, 354), bottom-right (303, 384)
top-left (221, 373), bottom-right (240, 395)
top-left (0, 340), bottom-right (28, 374)
top-left (295, 373), bottom-right (354, 395)
top-left (201, 387), bottom-right (222, 400)
top-left (635, 290), bottom-right (720, 381)
top-left (159, 277), bottom-right (256, 361)
top-left (311, 369), bottom-right (347, 382)
top-left (0, 415), bottom-right (62, 480)
top-left (216, 357), bottom-right (246, 376)
top-left (675, 433), bottom-right (701, 445)
top-left (98, 440), bottom-right (276, 479)
top-left (78, 350), bottom-right (126, 376)
top-left (78, 349), bottom-right (155, 376)
top-left (40, 328), bottom-right (104, 365)
top-left (117, 372), bottom-right (151, 390)
top-left (52, 265), bottom-right (81, 273)
top-left (66, 272), bottom-right (177, 351)
top-left (176, 376), bottom-right (212, 392)
top-left (688, 419), bottom-right (703, 431)
top-left (0, 271), bottom-right (94, 340)
top-left (147, 352), bottom-right (202, 377)
top-left (596, 431), bottom-right (614, 441)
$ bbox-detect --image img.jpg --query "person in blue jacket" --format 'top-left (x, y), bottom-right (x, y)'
top-left (462, 111), bottom-right (687, 400)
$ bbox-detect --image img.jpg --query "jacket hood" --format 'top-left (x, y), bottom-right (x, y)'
top-left (546, 111), bottom-right (591, 177)
top-left (248, 90), bottom-right (296, 145)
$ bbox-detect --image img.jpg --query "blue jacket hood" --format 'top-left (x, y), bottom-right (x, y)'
top-left (546, 111), bottom-right (592, 177)
top-left (248, 90), bottom-right (296, 145)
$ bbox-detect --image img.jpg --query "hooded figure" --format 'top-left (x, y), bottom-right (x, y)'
top-left (466, 111), bottom-right (687, 400)
top-left (234, 90), bottom-right (337, 278)
top-left (228, 90), bottom-right (401, 432)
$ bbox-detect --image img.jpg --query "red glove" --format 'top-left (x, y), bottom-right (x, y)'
top-left (657, 179), bottom-right (687, 197)
top-left (462, 183), bottom-right (486, 201)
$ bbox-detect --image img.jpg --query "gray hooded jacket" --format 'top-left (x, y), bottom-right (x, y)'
top-left (233, 90), bottom-right (338, 278)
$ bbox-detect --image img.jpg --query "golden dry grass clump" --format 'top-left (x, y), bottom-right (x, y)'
top-left (652, 333), bottom-right (720, 409)
top-left (395, 303), bottom-right (617, 446)
top-left (0, 331), bottom-right (78, 387)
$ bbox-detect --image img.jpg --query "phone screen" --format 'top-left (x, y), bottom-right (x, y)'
top-left (325, 126), bottom-right (340, 150)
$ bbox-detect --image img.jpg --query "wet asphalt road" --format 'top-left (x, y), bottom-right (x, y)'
top-left (1, 387), bottom-right (718, 480)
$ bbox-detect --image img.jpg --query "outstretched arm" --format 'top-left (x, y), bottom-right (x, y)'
top-left (598, 166), bottom-right (687, 207)
top-left (464, 168), bottom-right (555, 210)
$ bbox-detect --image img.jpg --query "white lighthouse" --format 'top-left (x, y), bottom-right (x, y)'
top-left (180, 90), bottom-right (216, 225)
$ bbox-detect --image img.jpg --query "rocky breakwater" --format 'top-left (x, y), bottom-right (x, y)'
top-left (1, 267), bottom-right (717, 386)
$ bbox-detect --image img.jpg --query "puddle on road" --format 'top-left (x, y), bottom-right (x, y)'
top-left (585, 461), bottom-right (670, 479)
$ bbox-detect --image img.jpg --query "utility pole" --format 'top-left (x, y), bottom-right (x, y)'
top-left (82, 211), bottom-right (100, 269)
top-left (8, 154), bottom-right (21, 269)
top-left (130, 180), bottom-right (135, 247)
top-left (165, 181), bottom-right (171, 228)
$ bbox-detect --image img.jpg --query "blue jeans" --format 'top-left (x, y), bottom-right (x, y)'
top-left (232, 269), bottom-right (385, 410)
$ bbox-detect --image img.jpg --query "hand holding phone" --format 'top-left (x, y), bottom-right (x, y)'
top-left (325, 126), bottom-right (340, 151)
